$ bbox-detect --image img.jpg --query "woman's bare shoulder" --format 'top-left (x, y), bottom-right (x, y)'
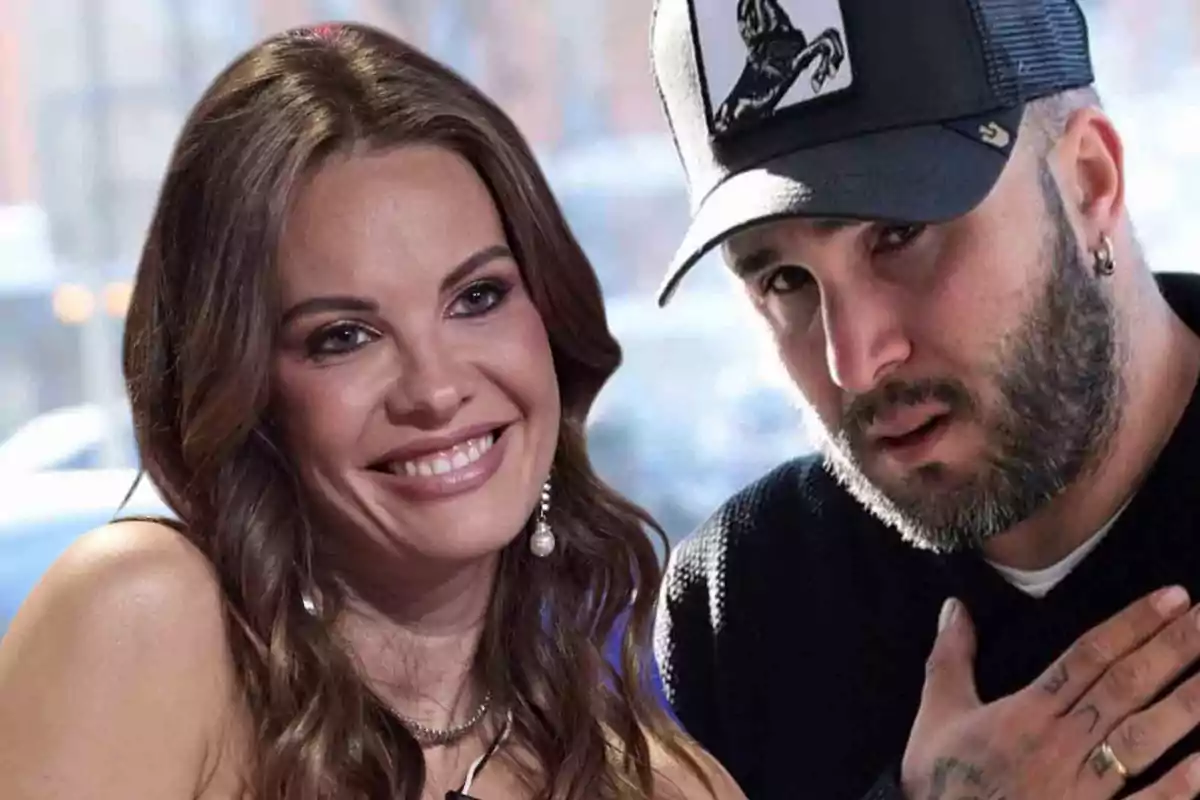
top-left (645, 726), bottom-right (747, 800)
top-left (0, 519), bottom-right (241, 798)
top-left (10, 518), bottom-right (229, 649)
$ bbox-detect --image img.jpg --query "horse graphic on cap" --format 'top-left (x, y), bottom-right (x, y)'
top-left (714, 0), bottom-right (846, 133)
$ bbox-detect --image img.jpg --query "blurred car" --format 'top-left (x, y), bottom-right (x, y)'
top-left (588, 287), bottom-right (812, 542)
top-left (0, 401), bottom-right (138, 474)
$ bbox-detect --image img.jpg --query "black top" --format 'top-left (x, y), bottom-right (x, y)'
top-left (654, 272), bottom-right (1200, 800)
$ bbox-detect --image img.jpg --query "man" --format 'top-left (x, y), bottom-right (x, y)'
top-left (649, 0), bottom-right (1200, 797)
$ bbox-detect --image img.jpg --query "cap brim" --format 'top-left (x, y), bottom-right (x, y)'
top-left (656, 116), bottom-right (1018, 306)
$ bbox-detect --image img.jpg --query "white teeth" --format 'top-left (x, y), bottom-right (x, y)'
top-left (391, 432), bottom-right (496, 479)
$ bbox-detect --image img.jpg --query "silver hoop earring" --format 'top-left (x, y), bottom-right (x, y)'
top-left (529, 478), bottom-right (556, 558)
top-left (1093, 233), bottom-right (1115, 277)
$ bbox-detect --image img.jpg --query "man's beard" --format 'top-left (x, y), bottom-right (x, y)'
top-left (816, 171), bottom-right (1125, 553)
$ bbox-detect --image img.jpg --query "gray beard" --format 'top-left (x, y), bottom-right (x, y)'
top-left (816, 174), bottom-right (1125, 553)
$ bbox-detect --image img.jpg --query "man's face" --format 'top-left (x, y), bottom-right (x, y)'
top-left (725, 145), bottom-right (1123, 552)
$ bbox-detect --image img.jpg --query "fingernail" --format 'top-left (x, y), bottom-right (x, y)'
top-left (1187, 755), bottom-right (1200, 787)
top-left (938, 598), bottom-right (958, 633)
top-left (1154, 586), bottom-right (1190, 614)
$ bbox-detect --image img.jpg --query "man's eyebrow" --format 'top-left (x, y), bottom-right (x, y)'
top-left (728, 218), bottom-right (860, 278)
top-left (730, 246), bottom-right (780, 280)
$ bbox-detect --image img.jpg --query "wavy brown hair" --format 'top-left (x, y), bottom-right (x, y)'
top-left (123, 21), bottom-right (703, 800)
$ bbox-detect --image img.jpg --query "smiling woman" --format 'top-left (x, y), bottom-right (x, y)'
top-left (0, 22), bottom-right (744, 800)
top-left (270, 145), bottom-right (562, 569)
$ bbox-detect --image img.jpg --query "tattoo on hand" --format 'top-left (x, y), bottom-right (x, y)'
top-left (1073, 703), bottom-right (1102, 734)
top-left (927, 758), bottom-right (956, 800)
top-left (1042, 662), bottom-right (1070, 695)
top-left (926, 758), bottom-right (1006, 800)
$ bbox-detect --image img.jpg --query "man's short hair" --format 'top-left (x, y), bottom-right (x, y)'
top-left (1025, 86), bottom-right (1103, 154)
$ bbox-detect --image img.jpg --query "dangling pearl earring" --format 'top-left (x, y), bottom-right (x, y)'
top-left (529, 478), bottom-right (556, 558)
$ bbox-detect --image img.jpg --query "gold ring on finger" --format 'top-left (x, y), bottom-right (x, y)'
top-left (1088, 740), bottom-right (1130, 782)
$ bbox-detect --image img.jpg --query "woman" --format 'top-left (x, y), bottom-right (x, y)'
top-left (0, 22), bottom-right (745, 800)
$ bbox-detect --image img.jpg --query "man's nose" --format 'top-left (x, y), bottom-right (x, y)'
top-left (820, 278), bottom-right (912, 395)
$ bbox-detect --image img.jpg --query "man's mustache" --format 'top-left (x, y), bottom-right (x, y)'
top-left (840, 379), bottom-right (975, 440)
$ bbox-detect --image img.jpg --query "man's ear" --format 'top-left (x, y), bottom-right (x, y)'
top-left (1050, 107), bottom-right (1125, 243)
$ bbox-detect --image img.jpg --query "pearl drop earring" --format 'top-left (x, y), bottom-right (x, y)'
top-left (529, 478), bottom-right (556, 558)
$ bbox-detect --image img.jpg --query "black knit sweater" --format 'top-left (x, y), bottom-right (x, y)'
top-left (655, 273), bottom-right (1200, 800)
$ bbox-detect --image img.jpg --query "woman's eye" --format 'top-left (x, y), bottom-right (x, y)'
top-left (449, 279), bottom-right (511, 318)
top-left (876, 223), bottom-right (927, 253)
top-left (761, 265), bottom-right (813, 296)
top-left (306, 322), bottom-right (377, 358)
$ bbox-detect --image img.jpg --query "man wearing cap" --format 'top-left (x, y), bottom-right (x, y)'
top-left (650, 0), bottom-right (1200, 798)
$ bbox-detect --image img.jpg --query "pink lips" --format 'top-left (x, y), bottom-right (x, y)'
top-left (371, 427), bottom-right (509, 502)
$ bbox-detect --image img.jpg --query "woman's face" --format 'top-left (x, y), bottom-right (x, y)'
top-left (272, 144), bottom-right (561, 570)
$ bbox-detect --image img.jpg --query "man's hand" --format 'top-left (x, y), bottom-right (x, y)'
top-left (902, 588), bottom-right (1200, 799)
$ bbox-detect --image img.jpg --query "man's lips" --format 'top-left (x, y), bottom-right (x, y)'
top-left (862, 409), bottom-right (955, 466)
top-left (864, 404), bottom-right (953, 443)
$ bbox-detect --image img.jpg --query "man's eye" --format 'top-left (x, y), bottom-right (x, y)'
top-left (876, 224), bottom-right (927, 253)
top-left (762, 265), bottom-right (813, 295)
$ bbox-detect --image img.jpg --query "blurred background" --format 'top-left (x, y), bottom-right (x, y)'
top-left (0, 0), bottom-right (1196, 635)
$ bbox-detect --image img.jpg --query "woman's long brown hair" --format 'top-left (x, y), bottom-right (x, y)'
top-left (122, 21), bottom-right (705, 800)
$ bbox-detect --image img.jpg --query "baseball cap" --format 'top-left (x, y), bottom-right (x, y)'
top-left (651, 0), bottom-right (1095, 306)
